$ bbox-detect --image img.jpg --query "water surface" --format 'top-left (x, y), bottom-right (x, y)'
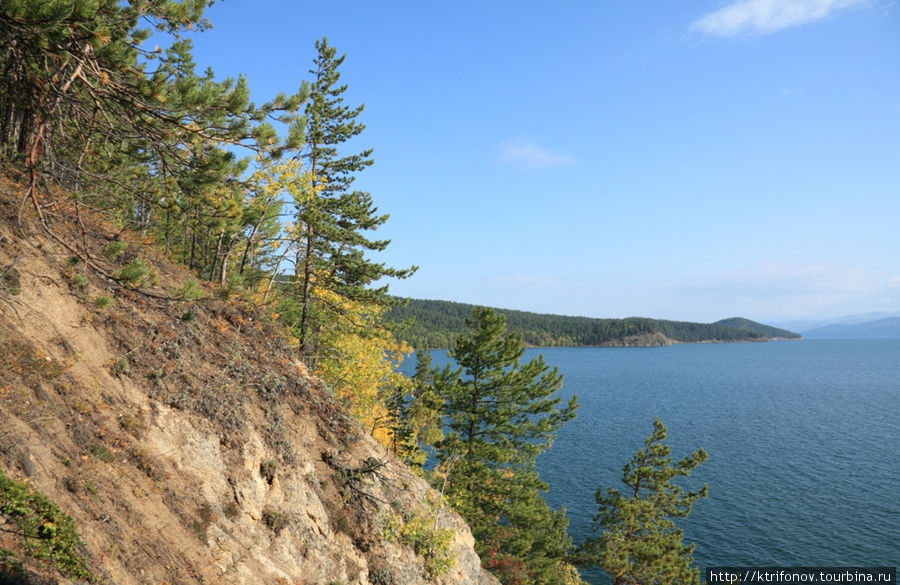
top-left (408, 340), bottom-right (900, 583)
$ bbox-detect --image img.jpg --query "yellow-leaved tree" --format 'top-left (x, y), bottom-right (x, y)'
top-left (248, 159), bottom-right (412, 450)
top-left (314, 290), bottom-right (412, 447)
top-left (240, 158), bottom-right (319, 304)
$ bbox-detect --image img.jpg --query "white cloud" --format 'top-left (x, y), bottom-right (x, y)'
top-left (691, 0), bottom-right (870, 37)
top-left (497, 137), bottom-right (577, 170)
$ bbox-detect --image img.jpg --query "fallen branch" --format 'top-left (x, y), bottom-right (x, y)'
top-left (322, 451), bottom-right (393, 505)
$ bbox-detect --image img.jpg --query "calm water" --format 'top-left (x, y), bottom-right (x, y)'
top-left (408, 340), bottom-right (900, 584)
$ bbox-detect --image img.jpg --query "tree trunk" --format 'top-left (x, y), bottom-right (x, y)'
top-left (218, 234), bottom-right (237, 285)
top-left (238, 194), bottom-right (275, 275)
top-left (209, 230), bottom-right (224, 281)
top-left (299, 221), bottom-right (315, 362)
top-left (261, 244), bottom-right (291, 305)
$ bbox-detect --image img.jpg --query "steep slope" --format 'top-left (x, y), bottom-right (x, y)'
top-left (0, 181), bottom-right (497, 585)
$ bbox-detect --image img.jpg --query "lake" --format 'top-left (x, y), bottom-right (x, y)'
top-left (406, 340), bottom-right (900, 584)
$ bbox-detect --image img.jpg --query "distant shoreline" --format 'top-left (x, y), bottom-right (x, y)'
top-left (418, 335), bottom-right (805, 351)
top-left (389, 298), bottom-right (803, 349)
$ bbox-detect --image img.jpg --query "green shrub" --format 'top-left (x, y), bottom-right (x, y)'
top-left (222, 501), bottom-right (240, 520)
top-left (370, 566), bottom-right (392, 585)
top-left (260, 460), bottom-right (277, 485)
top-left (261, 507), bottom-right (289, 535)
top-left (175, 278), bottom-right (205, 300)
top-left (191, 504), bottom-right (214, 543)
top-left (71, 274), bottom-right (87, 288)
top-left (115, 257), bottom-right (151, 286)
top-left (0, 468), bottom-right (96, 581)
top-left (383, 512), bottom-right (455, 578)
top-left (101, 241), bottom-right (127, 259)
top-left (93, 296), bottom-right (112, 309)
top-left (90, 443), bottom-right (115, 463)
top-left (403, 515), bottom-right (455, 577)
top-left (215, 273), bottom-right (246, 300)
top-left (110, 357), bottom-right (130, 377)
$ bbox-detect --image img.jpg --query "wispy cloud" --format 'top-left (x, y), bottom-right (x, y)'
top-left (497, 137), bottom-right (577, 170)
top-left (656, 261), bottom-right (899, 321)
top-left (690, 0), bottom-right (870, 38)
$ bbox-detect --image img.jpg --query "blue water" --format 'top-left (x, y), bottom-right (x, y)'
top-left (405, 340), bottom-right (900, 583)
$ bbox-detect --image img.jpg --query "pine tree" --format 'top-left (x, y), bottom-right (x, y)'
top-left (582, 418), bottom-right (708, 585)
top-left (1, 0), bottom-right (306, 262)
top-left (293, 37), bottom-right (415, 363)
top-left (432, 307), bottom-right (581, 585)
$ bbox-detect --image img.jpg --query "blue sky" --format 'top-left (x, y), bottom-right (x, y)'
top-left (187, 0), bottom-right (898, 323)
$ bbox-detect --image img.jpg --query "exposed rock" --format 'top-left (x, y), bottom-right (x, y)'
top-left (0, 182), bottom-right (498, 585)
top-left (601, 331), bottom-right (674, 347)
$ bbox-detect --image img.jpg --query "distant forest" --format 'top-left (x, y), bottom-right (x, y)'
top-left (387, 299), bottom-right (802, 348)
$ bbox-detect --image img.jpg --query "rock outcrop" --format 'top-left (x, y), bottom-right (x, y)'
top-left (0, 180), bottom-right (498, 585)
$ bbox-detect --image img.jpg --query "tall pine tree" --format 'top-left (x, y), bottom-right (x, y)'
top-left (581, 418), bottom-right (708, 585)
top-left (432, 307), bottom-right (582, 585)
top-left (292, 37), bottom-right (415, 363)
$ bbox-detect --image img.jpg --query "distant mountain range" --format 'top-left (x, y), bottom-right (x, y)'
top-left (775, 311), bottom-right (900, 334)
top-left (771, 312), bottom-right (900, 339)
top-left (387, 298), bottom-right (801, 348)
top-left (802, 317), bottom-right (900, 339)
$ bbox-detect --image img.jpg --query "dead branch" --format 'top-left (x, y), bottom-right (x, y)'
top-left (322, 451), bottom-right (393, 505)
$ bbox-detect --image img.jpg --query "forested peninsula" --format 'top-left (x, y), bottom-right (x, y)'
top-left (387, 298), bottom-right (801, 348)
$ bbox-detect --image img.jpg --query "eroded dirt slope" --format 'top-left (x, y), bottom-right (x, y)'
top-left (0, 179), bottom-right (497, 585)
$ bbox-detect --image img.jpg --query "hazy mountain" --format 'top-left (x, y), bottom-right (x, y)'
top-left (774, 311), bottom-right (900, 333)
top-left (803, 317), bottom-right (900, 339)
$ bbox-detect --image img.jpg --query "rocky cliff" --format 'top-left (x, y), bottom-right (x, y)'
top-left (0, 179), bottom-right (498, 585)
